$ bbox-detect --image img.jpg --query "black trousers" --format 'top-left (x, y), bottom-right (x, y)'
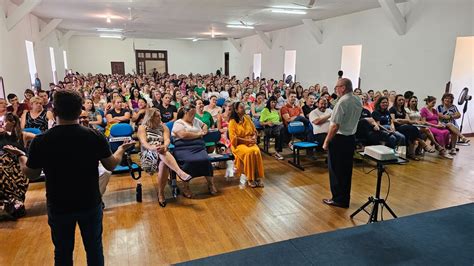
top-left (328, 134), bottom-right (356, 205)
top-left (264, 124), bottom-right (284, 152)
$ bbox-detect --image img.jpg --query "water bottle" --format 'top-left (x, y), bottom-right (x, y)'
top-left (136, 183), bottom-right (142, 202)
top-left (239, 174), bottom-right (247, 189)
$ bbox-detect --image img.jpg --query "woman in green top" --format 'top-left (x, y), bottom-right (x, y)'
top-left (259, 96), bottom-right (285, 160)
top-left (194, 81), bottom-right (206, 100)
top-left (251, 92), bottom-right (266, 119)
top-left (195, 99), bottom-right (214, 129)
top-left (173, 90), bottom-right (183, 109)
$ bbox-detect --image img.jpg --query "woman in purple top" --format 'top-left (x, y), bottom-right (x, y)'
top-left (420, 96), bottom-right (455, 155)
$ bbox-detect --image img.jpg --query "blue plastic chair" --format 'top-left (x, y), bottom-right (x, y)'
top-left (216, 98), bottom-right (226, 107)
top-left (165, 121), bottom-right (175, 150)
top-left (109, 123), bottom-right (142, 201)
top-left (287, 121), bottom-right (318, 171)
top-left (23, 128), bottom-right (41, 135)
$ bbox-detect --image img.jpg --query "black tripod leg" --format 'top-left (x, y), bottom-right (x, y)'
top-left (350, 198), bottom-right (373, 218)
top-left (381, 200), bottom-right (398, 218)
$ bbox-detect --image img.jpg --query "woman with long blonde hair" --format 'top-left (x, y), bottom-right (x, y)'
top-left (137, 108), bottom-right (191, 207)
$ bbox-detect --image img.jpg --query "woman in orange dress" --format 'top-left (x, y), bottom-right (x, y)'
top-left (228, 102), bottom-right (265, 188)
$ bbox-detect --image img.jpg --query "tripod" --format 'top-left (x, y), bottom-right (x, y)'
top-left (350, 161), bottom-right (397, 223)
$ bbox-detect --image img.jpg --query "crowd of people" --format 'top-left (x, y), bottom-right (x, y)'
top-left (0, 71), bottom-right (470, 217)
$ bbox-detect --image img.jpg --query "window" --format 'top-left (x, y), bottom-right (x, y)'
top-left (25, 40), bottom-right (37, 85)
top-left (340, 45), bottom-right (362, 87)
top-left (253, 53), bottom-right (262, 79)
top-left (284, 50), bottom-right (296, 83)
top-left (450, 36), bottom-right (474, 133)
top-left (63, 50), bottom-right (68, 69)
top-left (49, 47), bottom-right (58, 84)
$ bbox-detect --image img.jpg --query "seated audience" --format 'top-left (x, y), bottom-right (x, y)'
top-left (0, 113), bottom-right (35, 218)
top-left (7, 94), bottom-right (28, 117)
top-left (156, 93), bottom-right (177, 123)
top-left (372, 97), bottom-right (405, 149)
top-left (421, 96), bottom-right (456, 155)
top-left (128, 87), bottom-right (143, 111)
top-left (302, 93), bottom-right (316, 118)
top-left (361, 93), bottom-right (373, 112)
top-left (280, 90), bottom-right (312, 147)
top-left (171, 104), bottom-right (216, 197)
top-left (259, 96), bottom-right (285, 160)
top-left (105, 97), bottom-right (131, 136)
top-left (23, 89), bottom-right (34, 109)
top-left (405, 96), bottom-right (452, 159)
top-left (0, 98), bottom-right (6, 126)
top-left (131, 98), bottom-right (149, 128)
top-left (21, 96), bottom-right (54, 132)
top-left (203, 95), bottom-right (222, 122)
top-left (389, 95), bottom-right (430, 160)
top-left (251, 93), bottom-right (266, 120)
top-left (152, 90), bottom-right (162, 108)
top-left (83, 98), bottom-right (104, 131)
top-left (194, 99), bottom-right (214, 128)
top-left (229, 102), bottom-right (265, 187)
top-left (38, 90), bottom-right (53, 111)
top-left (138, 109), bottom-right (191, 207)
top-left (437, 93), bottom-right (470, 144)
top-left (309, 97), bottom-right (332, 146)
top-left (172, 90), bottom-right (183, 109)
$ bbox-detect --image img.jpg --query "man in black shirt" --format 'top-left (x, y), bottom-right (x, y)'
top-left (4, 90), bottom-right (134, 266)
top-left (302, 93), bottom-right (316, 118)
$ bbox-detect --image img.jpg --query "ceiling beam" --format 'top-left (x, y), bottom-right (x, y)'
top-left (6, 0), bottom-right (42, 31)
top-left (255, 30), bottom-right (272, 49)
top-left (378, 0), bottom-right (407, 35)
top-left (302, 19), bottom-right (323, 44)
top-left (59, 30), bottom-right (75, 46)
top-left (227, 38), bottom-right (242, 53)
top-left (39, 18), bottom-right (62, 40)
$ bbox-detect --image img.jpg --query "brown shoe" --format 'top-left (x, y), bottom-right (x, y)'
top-left (322, 199), bottom-right (349, 208)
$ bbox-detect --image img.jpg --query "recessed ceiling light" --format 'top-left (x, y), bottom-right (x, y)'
top-left (226, 25), bottom-right (254, 29)
top-left (192, 38), bottom-right (199, 42)
top-left (96, 28), bottom-right (123, 32)
top-left (106, 16), bottom-right (111, 23)
top-left (99, 34), bottom-right (122, 39)
top-left (272, 9), bottom-right (307, 15)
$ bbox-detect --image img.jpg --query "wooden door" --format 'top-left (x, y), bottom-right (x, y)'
top-left (111, 62), bottom-right (125, 75)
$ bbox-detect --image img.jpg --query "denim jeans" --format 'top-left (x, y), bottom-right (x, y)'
top-left (47, 204), bottom-right (104, 266)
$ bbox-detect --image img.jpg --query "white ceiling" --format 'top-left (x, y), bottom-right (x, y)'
top-left (15, 0), bottom-right (406, 40)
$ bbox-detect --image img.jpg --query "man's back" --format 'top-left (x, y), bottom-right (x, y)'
top-left (27, 125), bottom-right (111, 213)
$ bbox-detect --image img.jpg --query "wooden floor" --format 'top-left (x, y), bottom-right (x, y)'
top-left (1, 141), bottom-right (474, 265)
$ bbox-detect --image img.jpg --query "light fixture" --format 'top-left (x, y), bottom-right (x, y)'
top-left (96, 28), bottom-right (123, 32)
top-left (226, 24), bottom-right (254, 29)
top-left (211, 28), bottom-right (215, 38)
top-left (99, 34), bottom-right (122, 39)
top-left (271, 9), bottom-right (307, 15)
top-left (106, 16), bottom-right (111, 23)
top-left (192, 38), bottom-right (199, 42)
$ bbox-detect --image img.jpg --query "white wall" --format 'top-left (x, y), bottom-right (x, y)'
top-left (450, 37), bottom-right (474, 133)
top-left (224, 0), bottom-right (473, 101)
top-left (68, 36), bottom-right (224, 75)
top-left (0, 0), bottom-right (66, 97)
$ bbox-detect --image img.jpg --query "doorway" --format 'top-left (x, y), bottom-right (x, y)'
top-left (135, 50), bottom-right (168, 75)
top-left (111, 62), bottom-right (125, 75)
top-left (224, 52), bottom-right (229, 76)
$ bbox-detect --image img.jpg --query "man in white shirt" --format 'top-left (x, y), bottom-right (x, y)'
top-left (309, 97), bottom-right (332, 146)
top-left (322, 78), bottom-right (362, 208)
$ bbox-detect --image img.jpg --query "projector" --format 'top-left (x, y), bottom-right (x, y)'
top-left (364, 145), bottom-right (398, 161)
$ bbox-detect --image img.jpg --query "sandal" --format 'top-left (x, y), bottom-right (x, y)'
top-left (408, 154), bottom-right (421, 161)
top-left (423, 145), bottom-right (436, 153)
top-left (247, 181), bottom-right (257, 188)
top-left (208, 183), bottom-right (218, 195)
top-left (255, 179), bottom-right (265, 188)
top-left (274, 152), bottom-right (284, 160)
top-left (181, 184), bottom-right (194, 198)
top-left (177, 171), bottom-right (192, 182)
